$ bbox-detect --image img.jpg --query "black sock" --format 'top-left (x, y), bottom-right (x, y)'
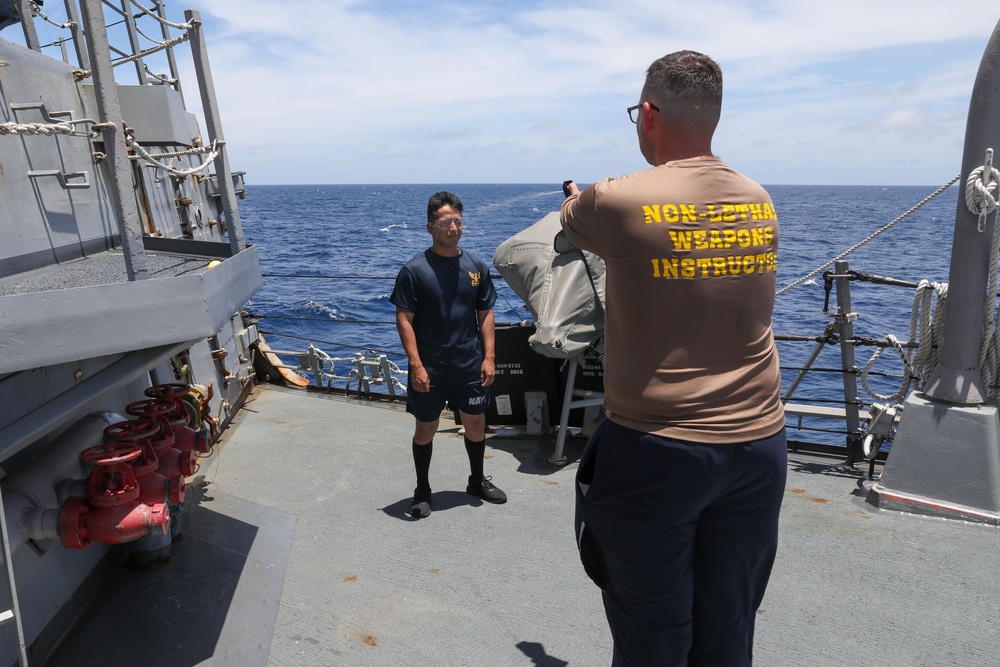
top-left (464, 436), bottom-right (485, 480)
top-left (413, 440), bottom-right (432, 489)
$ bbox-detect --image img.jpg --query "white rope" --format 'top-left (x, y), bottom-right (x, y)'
top-left (29, 0), bottom-right (75, 29)
top-left (126, 133), bottom-right (220, 177)
top-left (909, 281), bottom-right (947, 388)
top-left (860, 335), bottom-right (915, 403)
top-left (133, 19), bottom-right (171, 46)
top-left (811, 156), bottom-right (1000, 403)
top-left (858, 281), bottom-right (947, 403)
top-left (127, 0), bottom-right (194, 30)
top-left (142, 64), bottom-right (177, 85)
top-left (982, 308), bottom-right (1000, 395)
top-left (965, 151), bottom-right (1000, 233)
top-left (1, 117), bottom-right (100, 137)
top-left (112, 31), bottom-right (190, 68)
top-left (0, 120), bottom-right (95, 137)
top-left (861, 153), bottom-right (1000, 400)
top-left (776, 176), bottom-right (960, 296)
top-left (978, 191), bottom-right (1000, 395)
top-left (129, 144), bottom-right (216, 160)
top-left (0, 121), bottom-right (74, 136)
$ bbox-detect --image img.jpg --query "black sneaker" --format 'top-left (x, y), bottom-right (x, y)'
top-left (411, 486), bottom-right (432, 518)
top-left (467, 475), bottom-right (507, 504)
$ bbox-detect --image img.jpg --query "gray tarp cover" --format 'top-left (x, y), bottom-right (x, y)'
top-left (493, 211), bottom-right (605, 365)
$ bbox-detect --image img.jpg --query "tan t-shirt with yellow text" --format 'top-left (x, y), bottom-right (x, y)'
top-left (560, 158), bottom-right (784, 444)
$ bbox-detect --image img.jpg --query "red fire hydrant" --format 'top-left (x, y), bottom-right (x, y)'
top-left (144, 384), bottom-right (213, 454)
top-left (59, 443), bottom-right (171, 549)
top-left (117, 400), bottom-right (198, 539)
top-left (87, 439), bottom-right (185, 507)
top-left (104, 414), bottom-right (197, 479)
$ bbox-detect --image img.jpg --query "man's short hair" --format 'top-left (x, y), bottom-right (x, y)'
top-left (645, 51), bottom-right (722, 130)
top-left (427, 191), bottom-right (464, 223)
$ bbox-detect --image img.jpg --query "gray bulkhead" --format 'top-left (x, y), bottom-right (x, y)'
top-left (0, 8), bottom-right (260, 664)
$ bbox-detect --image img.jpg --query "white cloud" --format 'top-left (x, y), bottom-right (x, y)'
top-left (22, 0), bottom-right (997, 185)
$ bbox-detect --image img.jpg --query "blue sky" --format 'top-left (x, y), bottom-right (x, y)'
top-left (15, 1), bottom-right (1000, 186)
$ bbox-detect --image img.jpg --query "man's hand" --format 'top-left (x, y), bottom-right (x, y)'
top-left (480, 358), bottom-right (495, 387)
top-left (563, 180), bottom-right (580, 198)
top-left (410, 363), bottom-right (431, 393)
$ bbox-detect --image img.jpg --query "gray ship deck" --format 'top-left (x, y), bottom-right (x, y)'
top-left (47, 385), bottom-right (1000, 666)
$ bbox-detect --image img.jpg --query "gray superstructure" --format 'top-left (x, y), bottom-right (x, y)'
top-left (0, 3), bottom-right (259, 664)
top-left (2, 2), bottom-right (1000, 666)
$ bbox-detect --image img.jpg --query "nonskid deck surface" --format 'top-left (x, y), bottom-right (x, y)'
top-left (0, 249), bottom-right (214, 296)
top-left (49, 385), bottom-right (1000, 666)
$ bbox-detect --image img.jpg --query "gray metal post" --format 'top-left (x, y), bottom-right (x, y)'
top-left (869, 17), bottom-right (1000, 522)
top-left (549, 360), bottom-right (578, 466)
top-left (834, 261), bottom-right (863, 463)
top-left (15, 0), bottom-right (40, 51)
top-left (153, 0), bottom-right (183, 104)
top-left (185, 9), bottom-right (245, 255)
top-left (923, 21), bottom-right (1000, 405)
top-left (379, 356), bottom-right (397, 398)
top-left (79, 0), bottom-right (149, 280)
top-left (63, 0), bottom-right (89, 69)
top-left (548, 361), bottom-right (604, 466)
top-left (118, 0), bottom-right (148, 84)
top-left (0, 490), bottom-right (29, 667)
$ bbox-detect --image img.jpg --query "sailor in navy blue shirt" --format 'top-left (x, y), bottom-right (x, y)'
top-left (390, 191), bottom-right (507, 518)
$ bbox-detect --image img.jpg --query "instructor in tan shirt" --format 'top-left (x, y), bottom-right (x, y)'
top-left (562, 50), bottom-right (787, 667)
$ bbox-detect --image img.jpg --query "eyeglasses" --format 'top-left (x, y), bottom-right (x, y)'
top-left (627, 102), bottom-right (660, 123)
top-left (431, 217), bottom-right (463, 228)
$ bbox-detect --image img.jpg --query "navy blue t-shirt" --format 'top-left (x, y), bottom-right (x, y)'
top-left (390, 248), bottom-right (497, 375)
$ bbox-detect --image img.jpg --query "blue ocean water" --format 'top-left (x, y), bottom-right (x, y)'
top-left (240, 182), bottom-right (958, 447)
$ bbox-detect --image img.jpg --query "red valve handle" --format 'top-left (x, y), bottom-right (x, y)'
top-left (104, 419), bottom-right (159, 441)
top-left (80, 443), bottom-right (142, 465)
top-left (125, 398), bottom-right (176, 418)
top-left (145, 383), bottom-right (191, 399)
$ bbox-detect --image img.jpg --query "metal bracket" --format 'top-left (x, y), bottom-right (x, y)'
top-left (10, 102), bottom-right (74, 123)
top-left (352, 352), bottom-right (398, 398)
top-left (978, 148), bottom-right (997, 232)
top-left (862, 402), bottom-right (899, 461)
top-left (832, 311), bottom-right (859, 324)
top-left (27, 170), bottom-right (91, 189)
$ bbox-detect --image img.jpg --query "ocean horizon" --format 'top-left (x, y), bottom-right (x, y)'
top-left (240, 182), bottom-right (959, 448)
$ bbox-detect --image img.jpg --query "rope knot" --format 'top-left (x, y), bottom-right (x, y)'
top-left (966, 148), bottom-right (1000, 231)
top-left (966, 166), bottom-right (999, 213)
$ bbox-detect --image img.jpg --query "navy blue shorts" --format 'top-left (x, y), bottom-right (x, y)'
top-left (575, 417), bottom-right (787, 666)
top-left (406, 366), bottom-right (490, 423)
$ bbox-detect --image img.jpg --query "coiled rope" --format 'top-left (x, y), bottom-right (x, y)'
top-left (859, 151), bottom-right (1000, 402)
top-left (974, 150), bottom-right (1000, 394)
top-left (965, 148), bottom-right (1000, 232)
top-left (773, 177), bottom-right (956, 403)
top-left (979, 232), bottom-right (1000, 393)
top-left (859, 281), bottom-right (947, 402)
